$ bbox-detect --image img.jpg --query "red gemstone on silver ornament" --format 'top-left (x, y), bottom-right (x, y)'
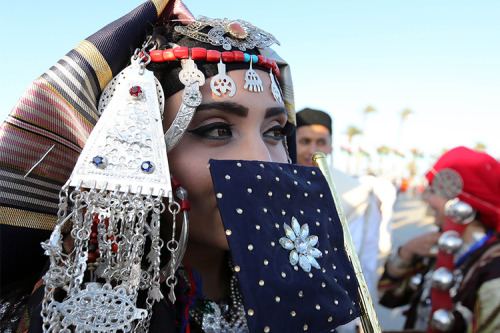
top-left (228, 22), bottom-right (248, 39)
top-left (129, 86), bottom-right (143, 98)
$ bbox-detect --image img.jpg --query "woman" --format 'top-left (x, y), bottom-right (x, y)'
top-left (1, 1), bottom-right (362, 332)
top-left (378, 146), bottom-right (500, 332)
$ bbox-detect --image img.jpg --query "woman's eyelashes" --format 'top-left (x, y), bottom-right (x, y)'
top-left (187, 122), bottom-right (286, 141)
top-left (263, 125), bottom-right (286, 141)
top-left (188, 122), bottom-right (233, 140)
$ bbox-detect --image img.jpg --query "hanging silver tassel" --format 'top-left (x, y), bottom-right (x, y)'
top-left (40, 47), bottom-right (172, 333)
top-left (244, 55), bottom-right (263, 92)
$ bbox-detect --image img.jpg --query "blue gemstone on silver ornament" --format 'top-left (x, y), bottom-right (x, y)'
top-left (92, 156), bottom-right (107, 169)
top-left (141, 161), bottom-right (155, 173)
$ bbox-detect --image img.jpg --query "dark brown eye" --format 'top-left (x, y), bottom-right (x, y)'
top-left (217, 128), bottom-right (231, 137)
top-left (263, 125), bottom-right (285, 141)
top-left (187, 122), bottom-right (233, 140)
top-left (272, 130), bottom-right (283, 137)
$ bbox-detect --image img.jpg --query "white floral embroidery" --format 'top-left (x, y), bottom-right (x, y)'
top-left (279, 216), bottom-right (322, 272)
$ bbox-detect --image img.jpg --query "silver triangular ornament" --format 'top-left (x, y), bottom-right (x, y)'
top-left (69, 60), bottom-right (171, 196)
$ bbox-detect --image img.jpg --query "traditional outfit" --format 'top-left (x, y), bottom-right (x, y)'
top-left (1, 1), bottom-right (366, 332)
top-left (359, 174), bottom-right (397, 256)
top-left (331, 168), bottom-right (381, 295)
top-left (378, 146), bottom-right (500, 333)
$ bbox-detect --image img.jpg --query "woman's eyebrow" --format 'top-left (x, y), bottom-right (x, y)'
top-left (196, 102), bottom-right (249, 117)
top-left (265, 106), bottom-right (288, 118)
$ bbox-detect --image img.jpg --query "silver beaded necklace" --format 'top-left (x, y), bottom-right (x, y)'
top-left (190, 273), bottom-right (248, 332)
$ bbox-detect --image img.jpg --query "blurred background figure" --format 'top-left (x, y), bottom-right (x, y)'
top-left (296, 107), bottom-right (383, 332)
top-left (378, 146), bottom-right (500, 332)
top-left (359, 173), bottom-right (397, 256)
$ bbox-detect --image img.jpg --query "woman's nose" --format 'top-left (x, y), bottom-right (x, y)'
top-left (237, 137), bottom-right (273, 162)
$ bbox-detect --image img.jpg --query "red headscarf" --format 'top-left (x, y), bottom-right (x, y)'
top-left (426, 146), bottom-right (500, 232)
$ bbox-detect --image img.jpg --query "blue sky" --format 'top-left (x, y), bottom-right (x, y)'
top-left (2, 1), bottom-right (499, 178)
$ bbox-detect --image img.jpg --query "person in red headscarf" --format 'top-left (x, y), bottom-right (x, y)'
top-left (377, 146), bottom-right (500, 333)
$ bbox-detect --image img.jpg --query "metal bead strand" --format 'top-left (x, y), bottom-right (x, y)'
top-left (138, 193), bottom-right (166, 333)
top-left (166, 199), bottom-right (181, 303)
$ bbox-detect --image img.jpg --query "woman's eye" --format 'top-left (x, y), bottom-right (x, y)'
top-left (187, 122), bottom-right (233, 140)
top-left (263, 125), bottom-right (285, 140)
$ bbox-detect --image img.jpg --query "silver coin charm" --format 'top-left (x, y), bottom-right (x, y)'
top-left (211, 61), bottom-right (236, 97)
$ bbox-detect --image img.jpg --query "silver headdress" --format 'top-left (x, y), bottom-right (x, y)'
top-left (172, 16), bottom-right (281, 99)
top-left (174, 16), bottom-right (280, 51)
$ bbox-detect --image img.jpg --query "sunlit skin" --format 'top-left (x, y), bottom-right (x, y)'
top-left (162, 69), bottom-right (288, 300)
top-left (386, 189), bottom-right (444, 276)
top-left (296, 124), bottom-right (332, 166)
top-left (424, 189), bottom-right (448, 229)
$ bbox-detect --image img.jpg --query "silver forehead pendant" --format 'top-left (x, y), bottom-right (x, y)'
top-left (269, 69), bottom-right (282, 103)
top-left (211, 60), bottom-right (236, 97)
top-left (244, 58), bottom-right (263, 92)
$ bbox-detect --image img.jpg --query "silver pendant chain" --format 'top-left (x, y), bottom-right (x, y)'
top-left (190, 274), bottom-right (248, 332)
top-left (40, 185), bottom-right (166, 333)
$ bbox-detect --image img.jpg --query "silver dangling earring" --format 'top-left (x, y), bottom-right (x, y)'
top-left (161, 181), bottom-right (189, 303)
top-left (165, 198), bottom-right (180, 303)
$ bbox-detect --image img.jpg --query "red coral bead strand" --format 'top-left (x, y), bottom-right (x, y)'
top-left (145, 47), bottom-right (280, 78)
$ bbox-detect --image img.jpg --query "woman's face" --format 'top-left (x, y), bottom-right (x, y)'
top-left (164, 69), bottom-right (289, 250)
top-left (423, 187), bottom-right (448, 228)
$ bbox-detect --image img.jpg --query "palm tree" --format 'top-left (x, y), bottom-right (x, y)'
top-left (409, 148), bottom-right (423, 178)
top-left (345, 125), bottom-right (363, 174)
top-left (357, 106), bottom-right (377, 175)
top-left (362, 105), bottom-right (377, 132)
top-left (364, 105), bottom-right (377, 113)
top-left (346, 125), bottom-right (363, 147)
top-left (397, 108), bottom-right (413, 147)
top-left (376, 145), bottom-right (391, 175)
top-left (401, 108), bottom-right (413, 120)
top-left (394, 108), bottom-right (413, 179)
top-left (474, 142), bottom-right (487, 152)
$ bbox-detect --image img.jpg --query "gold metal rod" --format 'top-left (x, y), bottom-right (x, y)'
top-left (312, 152), bottom-right (381, 333)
